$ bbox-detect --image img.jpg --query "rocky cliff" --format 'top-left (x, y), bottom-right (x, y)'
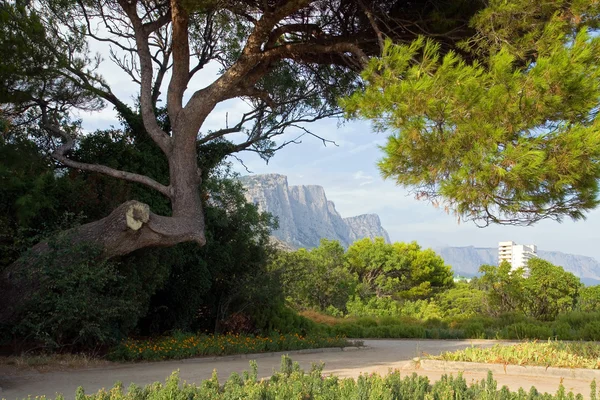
top-left (240, 174), bottom-right (390, 249)
top-left (345, 214), bottom-right (391, 244)
top-left (436, 246), bottom-right (600, 285)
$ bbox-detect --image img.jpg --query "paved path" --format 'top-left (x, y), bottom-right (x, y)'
top-left (0, 339), bottom-right (596, 399)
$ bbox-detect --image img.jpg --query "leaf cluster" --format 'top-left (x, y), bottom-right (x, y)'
top-left (343, 11), bottom-right (600, 225)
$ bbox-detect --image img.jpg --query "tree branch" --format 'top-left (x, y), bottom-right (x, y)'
top-left (40, 106), bottom-right (172, 198)
top-left (166, 0), bottom-right (189, 126)
top-left (118, 0), bottom-right (172, 155)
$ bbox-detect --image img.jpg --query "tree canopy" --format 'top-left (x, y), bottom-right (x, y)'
top-left (342, 0), bottom-right (600, 226)
top-left (2, 0), bottom-right (600, 326)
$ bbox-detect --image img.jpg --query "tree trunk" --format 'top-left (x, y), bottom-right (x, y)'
top-left (0, 200), bottom-right (206, 324)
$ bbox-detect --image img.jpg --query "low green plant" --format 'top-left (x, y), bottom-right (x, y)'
top-left (35, 357), bottom-right (598, 399)
top-left (433, 340), bottom-right (600, 369)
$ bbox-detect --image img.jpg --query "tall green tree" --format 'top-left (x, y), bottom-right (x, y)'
top-left (1, 121), bottom-right (277, 343)
top-left (577, 285), bottom-right (600, 313)
top-left (478, 259), bottom-right (581, 320)
top-left (0, 0), bottom-right (484, 323)
top-left (478, 262), bottom-right (525, 316)
top-left (0, 0), bottom-right (480, 262)
top-left (342, 0), bottom-right (600, 226)
top-left (521, 258), bottom-right (581, 321)
top-left (346, 238), bottom-right (453, 300)
top-left (270, 239), bottom-right (357, 312)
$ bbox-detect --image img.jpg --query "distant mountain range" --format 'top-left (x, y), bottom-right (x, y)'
top-left (240, 174), bottom-right (390, 248)
top-left (436, 246), bottom-right (600, 285)
top-left (239, 174), bottom-right (600, 286)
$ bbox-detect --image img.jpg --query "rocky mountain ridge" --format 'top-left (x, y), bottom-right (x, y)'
top-left (436, 246), bottom-right (600, 285)
top-left (240, 174), bottom-right (390, 249)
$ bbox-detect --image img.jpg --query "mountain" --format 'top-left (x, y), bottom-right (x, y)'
top-left (240, 174), bottom-right (390, 249)
top-left (436, 246), bottom-right (600, 285)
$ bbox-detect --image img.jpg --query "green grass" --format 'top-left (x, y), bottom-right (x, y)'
top-left (432, 340), bottom-right (600, 369)
top-left (108, 332), bottom-right (355, 361)
top-left (32, 356), bottom-right (599, 399)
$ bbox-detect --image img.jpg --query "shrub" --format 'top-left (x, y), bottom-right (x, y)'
top-left (12, 238), bottom-right (152, 349)
top-left (463, 322), bottom-right (486, 339)
top-left (556, 312), bottom-right (600, 330)
top-left (552, 322), bottom-right (574, 340)
top-left (499, 323), bottom-right (553, 340)
top-left (257, 306), bottom-right (324, 335)
top-left (581, 322), bottom-right (600, 341)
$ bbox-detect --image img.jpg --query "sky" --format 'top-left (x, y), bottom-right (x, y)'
top-left (232, 117), bottom-right (600, 260)
top-left (77, 39), bottom-right (600, 262)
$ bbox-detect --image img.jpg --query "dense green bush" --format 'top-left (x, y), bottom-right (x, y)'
top-left (12, 239), bottom-right (161, 349)
top-left (499, 323), bottom-right (554, 340)
top-left (47, 357), bottom-right (596, 399)
top-left (307, 310), bottom-right (600, 341)
top-left (254, 305), bottom-right (326, 336)
top-left (581, 322), bottom-right (600, 341)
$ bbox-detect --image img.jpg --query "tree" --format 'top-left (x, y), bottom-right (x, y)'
top-left (577, 285), bottom-right (600, 313)
top-left (0, 125), bottom-right (278, 341)
top-left (346, 238), bottom-right (453, 300)
top-left (342, 0), bottom-right (600, 226)
top-left (0, 0), bottom-right (483, 322)
top-left (520, 258), bottom-right (581, 321)
top-left (478, 259), bottom-right (581, 320)
top-left (0, 0), bottom-right (481, 257)
top-left (478, 262), bottom-right (525, 317)
top-left (270, 239), bottom-right (357, 312)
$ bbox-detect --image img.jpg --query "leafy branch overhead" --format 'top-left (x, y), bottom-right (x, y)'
top-left (343, 1), bottom-right (600, 226)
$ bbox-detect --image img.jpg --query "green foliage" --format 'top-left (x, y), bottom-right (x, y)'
top-left (270, 239), bottom-right (358, 312)
top-left (345, 296), bottom-right (404, 318)
top-left (271, 238), bottom-right (452, 318)
top-left (39, 357), bottom-right (595, 399)
top-left (0, 137), bottom-right (91, 268)
top-left (346, 238), bottom-right (453, 300)
top-left (577, 285), bottom-right (600, 313)
top-left (478, 262), bottom-right (526, 316)
top-left (521, 259), bottom-right (581, 320)
top-left (2, 129), bottom-right (280, 345)
top-left (131, 171), bottom-right (279, 335)
top-left (342, 15), bottom-right (600, 226)
top-left (478, 259), bottom-right (581, 320)
top-left (581, 322), bottom-right (600, 341)
top-left (434, 282), bottom-right (486, 319)
top-left (12, 238), bottom-right (158, 349)
top-left (254, 305), bottom-right (325, 336)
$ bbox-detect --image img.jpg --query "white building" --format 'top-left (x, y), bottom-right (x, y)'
top-left (498, 241), bottom-right (537, 270)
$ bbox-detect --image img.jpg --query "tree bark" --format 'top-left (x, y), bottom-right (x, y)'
top-left (0, 200), bottom-right (206, 324)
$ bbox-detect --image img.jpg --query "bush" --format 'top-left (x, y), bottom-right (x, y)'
top-left (552, 322), bottom-right (574, 340)
top-left (555, 312), bottom-right (600, 330)
top-left (581, 322), bottom-right (600, 341)
top-left (12, 238), bottom-right (153, 349)
top-left (256, 306), bottom-right (325, 335)
top-left (463, 322), bottom-right (486, 339)
top-left (499, 323), bottom-right (553, 340)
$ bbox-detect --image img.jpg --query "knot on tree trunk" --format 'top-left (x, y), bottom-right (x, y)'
top-left (125, 201), bottom-right (150, 231)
